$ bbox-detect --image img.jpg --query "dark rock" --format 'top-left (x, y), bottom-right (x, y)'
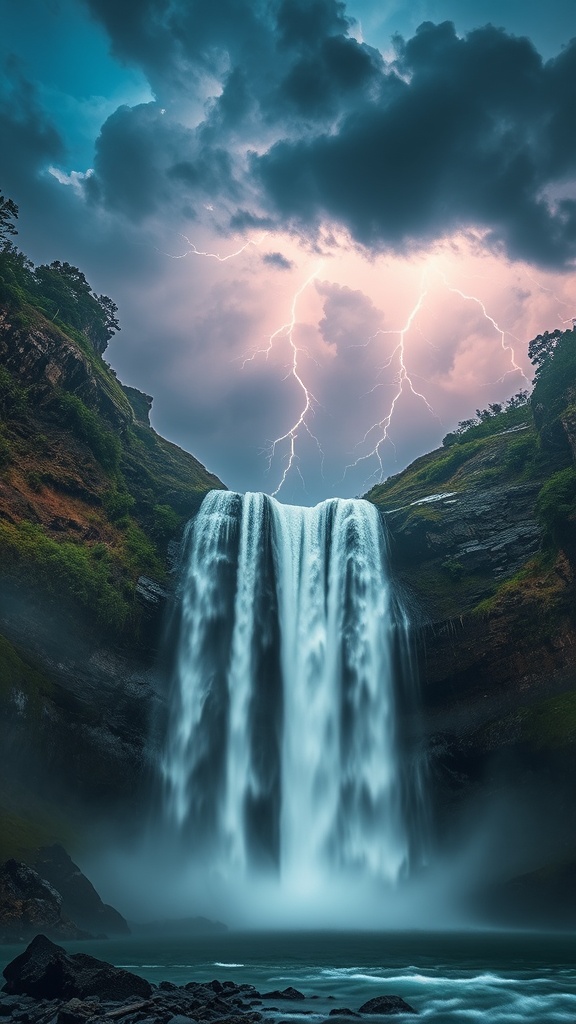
top-left (34, 846), bottom-right (129, 937)
top-left (159, 983), bottom-right (179, 992)
top-left (0, 861), bottom-right (88, 942)
top-left (329, 1011), bottom-right (359, 1017)
top-left (357, 995), bottom-right (417, 1015)
top-left (2, 934), bottom-right (152, 1001)
top-left (56, 997), bottom-right (100, 1024)
top-left (0, 995), bottom-right (22, 1015)
top-left (261, 988), bottom-right (304, 1001)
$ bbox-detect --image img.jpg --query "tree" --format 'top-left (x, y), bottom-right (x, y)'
top-left (0, 191), bottom-right (18, 249)
top-left (528, 329), bottom-right (563, 375)
top-left (34, 261), bottom-right (120, 354)
top-left (506, 389), bottom-right (529, 410)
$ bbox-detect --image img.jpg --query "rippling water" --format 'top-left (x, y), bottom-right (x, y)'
top-left (2, 930), bottom-right (574, 1023)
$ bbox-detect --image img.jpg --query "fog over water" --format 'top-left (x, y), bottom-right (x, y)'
top-left (80, 491), bottom-right (573, 935)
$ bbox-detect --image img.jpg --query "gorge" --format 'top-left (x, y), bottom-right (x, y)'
top-left (0, 241), bottom-right (575, 931)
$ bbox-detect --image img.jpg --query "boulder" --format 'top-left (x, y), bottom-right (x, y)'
top-left (261, 988), bottom-right (305, 1000)
top-left (2, 934), bottom-right (152, 1001)
top-left (34, 845), bottom-right (129, 936)
top-left (358, 995), bottom-right (417, 1015)
top-left (0, 861), bottom-right (87, 941)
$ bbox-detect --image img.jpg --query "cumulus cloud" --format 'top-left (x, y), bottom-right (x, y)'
top-left (0, 59), bottom-right (65, 180)
top-left (256, 23), bottom-right (576, 267)
top-left (79, 3), bottom-right (576, 269)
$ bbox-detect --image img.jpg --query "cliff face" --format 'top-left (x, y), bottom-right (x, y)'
top-left (367, 342), bottom-right (576, 890)
top-left (0, 262), bottom-right (223, 857)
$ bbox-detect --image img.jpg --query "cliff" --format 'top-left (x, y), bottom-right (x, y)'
top-left (367, 332), bottom-right (576, 905)
top-left (0, 246), bottom-right (224, 859)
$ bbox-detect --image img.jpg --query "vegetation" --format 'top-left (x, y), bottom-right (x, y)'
top-left (442, 391), bottom-right (530, 447)
top-left (0, 188), bottom-right (223, 642)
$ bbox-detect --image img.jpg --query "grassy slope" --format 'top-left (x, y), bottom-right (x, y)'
top-left (0, 285), bottom-right (224, 642)
top-left (0, 253), bottom-right (226, 860)
top-left (365, 327), bottom-right (576, 759)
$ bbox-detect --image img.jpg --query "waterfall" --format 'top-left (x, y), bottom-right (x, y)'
top-left (161, 490), bottom-right (425, 887)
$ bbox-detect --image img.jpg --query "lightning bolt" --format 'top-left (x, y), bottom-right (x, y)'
top-left (345, 280), bottom-right (440, 484)
top-left (523, 268), bottom-right (576, 325)
top-left (243, 265), bottom-right (324, 497)
top-left (158, 232), bottom-right (268, 261)
top-left (438, 271), bottom-right (531, 386)
top-left (345, 260), bottom-right (535, 488)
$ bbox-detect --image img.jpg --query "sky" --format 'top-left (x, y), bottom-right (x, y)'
top-left (1, 0), bottom-right (576, 504)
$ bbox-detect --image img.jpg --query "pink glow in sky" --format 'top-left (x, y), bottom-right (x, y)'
top-left (2, 1), bottom-right (576, 502)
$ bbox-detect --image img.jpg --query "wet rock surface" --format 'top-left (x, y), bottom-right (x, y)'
top-left (1, 938), bottom-right (418, 1022)
top-left (0, 865), bottom-right (90, 944)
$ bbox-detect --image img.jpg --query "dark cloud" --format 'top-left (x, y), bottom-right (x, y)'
top-left (80, 3), bottom-right (576, 268)
top-left (0, 59), bottom-right (65, 180)
top-left (262, 251), bottom-right (294, 270)
top-left (255, 22), bottom-right (576, 268)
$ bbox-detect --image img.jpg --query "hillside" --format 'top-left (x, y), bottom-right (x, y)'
top-left (366, 327), bottom-right (576, 911)
top-left (0, 236), bottom-right (224, 858)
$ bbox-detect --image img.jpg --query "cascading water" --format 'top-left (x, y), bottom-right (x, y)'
top-left (161, 490), bottom-right (426, 894)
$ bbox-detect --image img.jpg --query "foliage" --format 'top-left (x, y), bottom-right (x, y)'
top-left (152, 503), bottom-right (182, 540)
top-left (529, 328), bottom-right (567, 376)
top-left (34, 261), bottom-right (120, 355)
top-left (442, 393), bottom-right (531, 446)
top-left (0, 190), bottom-right (18, 248)
top-left (103, 487), bottom-right (136, 521)
top-left (419, 439), bottom-right (483, 483)
top-left (535, 467), bottom-right (576, 533)
top-left (122, 521), bottom-right (165, 579)
top-left (0, 520), bottom-right (130, 630)
top-left (50, 391), bottom-right (121, 471)
top-left (0, 365), bottom-right (29, 418)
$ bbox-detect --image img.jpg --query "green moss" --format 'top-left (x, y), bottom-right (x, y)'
top-left (419, 440), bottom-right (484, 485)
top-left (50, 391), bottom-right (121, 472)
top-left (121, 520), bottom-right (165, 580)
top-left (0, 521), bottom-right (131, 630)
top-left (535, 467), bottom-right (576, 533)
top-left (471, 553), bottom-right (558, 618)
top-left (103, 486), bottom-right (136, 521)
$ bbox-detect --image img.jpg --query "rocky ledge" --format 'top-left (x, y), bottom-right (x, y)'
top-left (1, 936), bottom-right (417, 1020)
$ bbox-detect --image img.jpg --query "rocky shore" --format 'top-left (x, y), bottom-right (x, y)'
top-left (1, 936), bottom-right (417, 1021)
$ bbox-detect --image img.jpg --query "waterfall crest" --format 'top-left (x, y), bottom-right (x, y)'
top-left (162, 490), bottom-right (425, 886)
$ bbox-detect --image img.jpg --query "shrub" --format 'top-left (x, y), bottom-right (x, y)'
top-left (535, 467), bottom-right (576, 533)
top-left (51, 391), bottom-right (120, 471)
top-left (103, 487), bottom-right (135, 521)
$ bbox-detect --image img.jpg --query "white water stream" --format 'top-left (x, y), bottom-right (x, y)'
top-left (161, 491), bottom-right (424, 887)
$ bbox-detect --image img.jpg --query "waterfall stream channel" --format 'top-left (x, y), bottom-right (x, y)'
top-left (160, 490), bottom-right (426, 902)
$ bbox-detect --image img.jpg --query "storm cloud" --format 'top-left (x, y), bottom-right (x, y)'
top-left (78, 2), bottom-right (576, 269)
top-left (256, 22), bottom-right (576, 267)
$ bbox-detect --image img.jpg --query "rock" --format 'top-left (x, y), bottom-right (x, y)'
top-left (34, 845), bottom-right (130, 937)
top-left (261, 988), bottom-right (304, 1001)
top-left (2, 934), bottom-right (152, 1001)
top-left (0, 861), bottom-right (88, 942)
top-left (329, 1011), bottom-right (359, 1017)
top-left (358, 995), bottom-right (417, 1015)
top-left (56, 997), bottom-right (100, 1024)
